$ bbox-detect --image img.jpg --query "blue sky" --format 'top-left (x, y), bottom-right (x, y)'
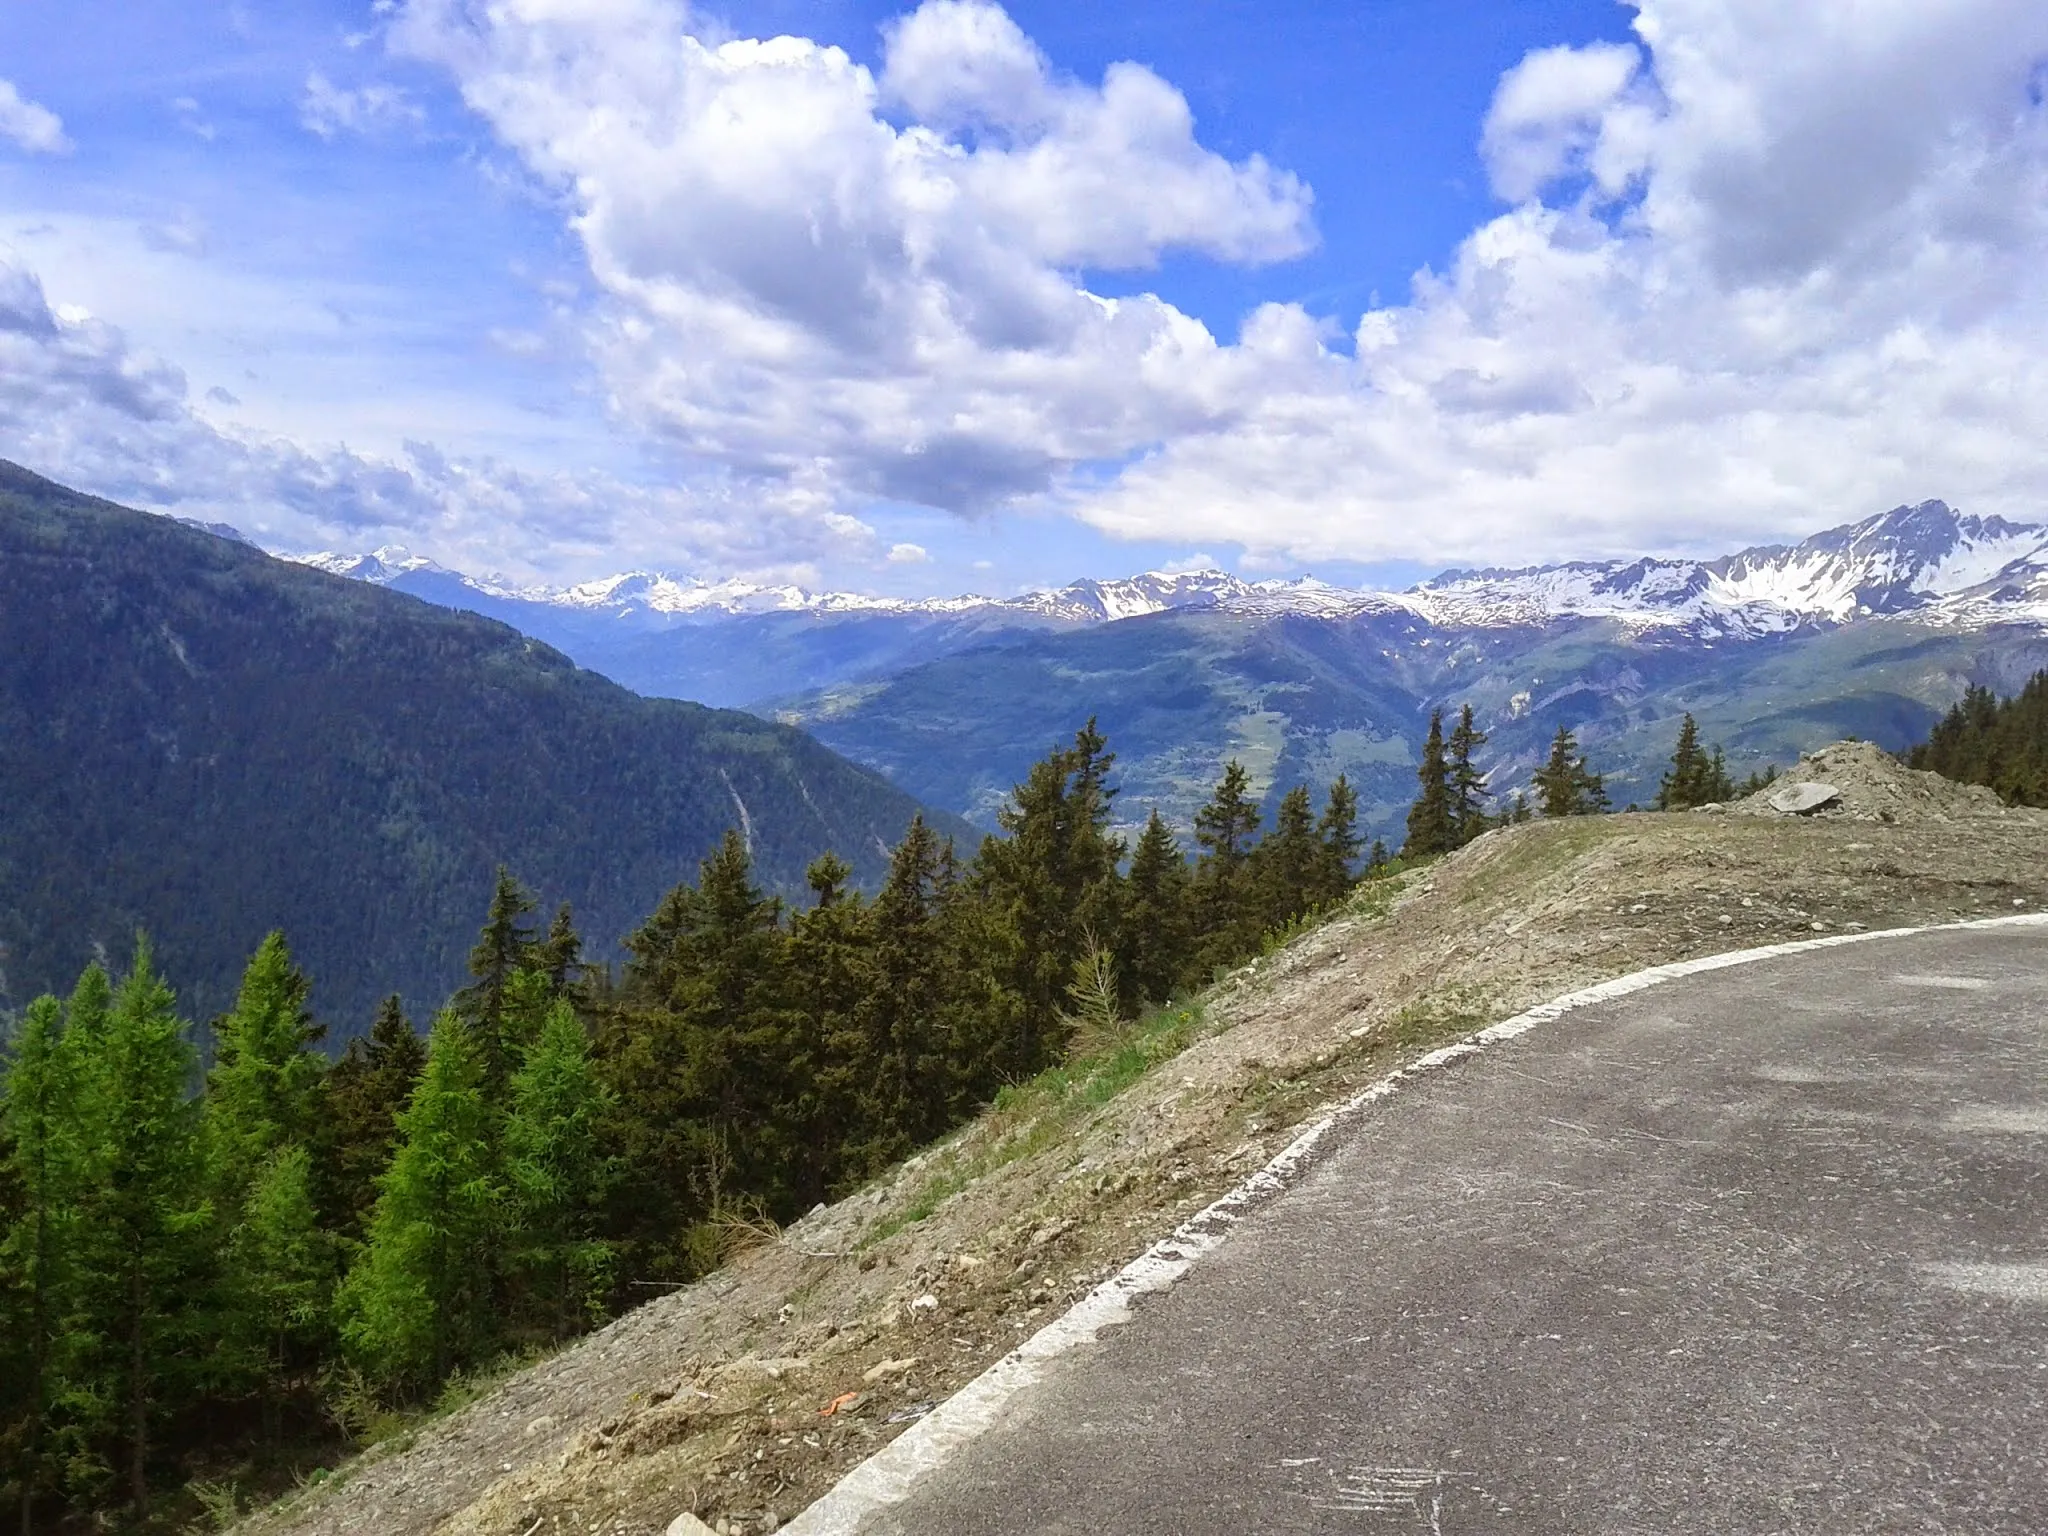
top-left (1, 2), bottom-right (2045, 594)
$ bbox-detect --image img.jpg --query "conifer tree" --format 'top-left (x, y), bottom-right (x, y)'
top-left (324, 997), bottom-right (426, 1237)
top-left (457, 867), bottom-right (540, 1085)
top-left (784, 854), bottom-right (872, 1204)
top-left (1191, 761), bottom-right (1264, 974)
top-left (1254, 785), bottom-right (1321, 933)
top-left (1655, 713), bottom-right (1736, 809)
top-left (1312, 775), bottom-right (1363, 907)
top-left (976, 722), bottom-right (1126, 1068)
top-left (1403, 710), bottom-right (1455, 857)
top-left (66, 942), bottom-right (211, 1518)
top-left (1119, 811), bottom-right (1192, 1008)
top-left (538, 903), bottom-right (586, 998)
top-left (1447, 704), bottom-right (1491, 845)
top-left (1534, 726), bottom-right (1609, 817)
top-left (851, 818), bottom-right (954, 1164)
top-left (503, 1002), bottom-right (616, 1341)
top-left (232, 1146), bottom-right (331, 1442)
top-left (1367, 838), bottom-right (1391, 874)
top-left (1, 996), bottom-right (77, 1531)
top-left (337, 1011), bottom-right (500, 1397)
top-left (205, 933), bottom-right (325, 1212)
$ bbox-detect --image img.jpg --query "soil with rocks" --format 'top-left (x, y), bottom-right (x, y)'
top-left (239, 745), bottom-right (2048, 1536)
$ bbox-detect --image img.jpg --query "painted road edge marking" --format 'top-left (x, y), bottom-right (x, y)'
top-left (770, 912), bottom-right (2048, 1536)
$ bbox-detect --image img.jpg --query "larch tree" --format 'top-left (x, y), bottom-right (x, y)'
top-left (337, 1011), bottom-right (501, 1398)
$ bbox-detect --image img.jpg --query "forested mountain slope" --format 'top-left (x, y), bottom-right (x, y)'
top-left (0, 461), bottom-right (954, 1029)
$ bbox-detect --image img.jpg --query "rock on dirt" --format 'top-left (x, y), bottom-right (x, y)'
top-left (1732, 740), bottom-right (2008, 823)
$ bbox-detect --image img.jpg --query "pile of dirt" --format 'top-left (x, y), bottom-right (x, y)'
top-left (239, 745), bottom-right (2048, 1536)
top-left (1726, 739), bottom-right (2009, 823)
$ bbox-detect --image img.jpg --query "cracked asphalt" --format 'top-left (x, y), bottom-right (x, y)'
top-left (852, 925), bottom-right (2048, 1534)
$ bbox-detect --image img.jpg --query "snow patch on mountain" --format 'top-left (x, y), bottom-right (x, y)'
top-left (290, 501), bottom-right (2048, 637)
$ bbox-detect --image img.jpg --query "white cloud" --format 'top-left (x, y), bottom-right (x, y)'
top-left (300, 72), bottom-right (425, 140)
top-left (0, 254), bottom-right (879, 581)
top-left (380, 0), bottom-right (2048, 569)
top-left (0, 79), bottom-right (70, 155)
top-left (886, 540), bottom-right (930, 563)
top-left (1080, 0), bottom-right (2048, 564)
top-left (389, 0), bottom-right (1311, 514)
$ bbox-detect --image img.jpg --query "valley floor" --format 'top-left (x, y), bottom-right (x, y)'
top-left (238, 744), bottom-right (2048, 1536)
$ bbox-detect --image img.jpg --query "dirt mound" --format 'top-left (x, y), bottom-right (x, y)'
top-left (1726, 739), bottom-right (2010, 824)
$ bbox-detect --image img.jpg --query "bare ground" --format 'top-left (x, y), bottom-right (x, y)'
top-left (240, 745), bottom-right (2048, 1536)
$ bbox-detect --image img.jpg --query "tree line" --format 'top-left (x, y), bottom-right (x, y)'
top-left (0, 723), bottom-right (1364, 1530)
top-left (1399, 707), bottom-right (1772, 857)
top-left (1908, 671), bottom-right (2048, 805)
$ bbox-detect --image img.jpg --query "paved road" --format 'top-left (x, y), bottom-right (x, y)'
top-left (854, 926), bottom-right (2048, 1534)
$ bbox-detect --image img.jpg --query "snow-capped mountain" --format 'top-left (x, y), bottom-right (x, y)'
top-left (1408, 502), bottom-right (2048, 635)
top-left (292, 500), bottom-right (2048, 638)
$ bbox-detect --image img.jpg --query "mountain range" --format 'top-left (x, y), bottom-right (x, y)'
top-left (294, 500), bottom-right (2048, 841)
top-left (301, 500), bottom-right (2048, 643)
top-left (0, 461), bottom-right (956, 1031)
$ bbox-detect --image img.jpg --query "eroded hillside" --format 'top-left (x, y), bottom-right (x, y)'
top-left (242, 744), bottom-right (2048, 1536)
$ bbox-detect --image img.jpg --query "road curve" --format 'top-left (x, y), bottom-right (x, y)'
top-left (818, 923), bottom-right (2048, 1534)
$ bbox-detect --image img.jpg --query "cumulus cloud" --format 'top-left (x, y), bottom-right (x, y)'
top-left (389, 0), bottom-right (1311, 516)
top-left (373, 0), bottom-right (2048, 569)
top-left (0, 79), bottom-right (70, 155)
top-left (0, 255), bottom-right (878, 580)
top-left (1083, 0), bottom-right (2048, 564)
top-left (886, 540), bottom-right (930, 563)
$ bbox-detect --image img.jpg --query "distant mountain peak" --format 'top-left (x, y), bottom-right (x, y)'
top-left (288, 498), bottom-right (2048, 639)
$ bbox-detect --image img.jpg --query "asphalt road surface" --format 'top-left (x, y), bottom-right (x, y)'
top-left (854, 926), bottom-right (2048, 1534)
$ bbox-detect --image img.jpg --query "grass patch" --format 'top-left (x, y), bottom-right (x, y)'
top-left (864, 1001), bottom-right (1212, 1248)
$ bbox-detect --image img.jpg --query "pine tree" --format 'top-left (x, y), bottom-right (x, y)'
top-left (1447, 704), bottom-right (1491, 845)
top-left (66, 942), bottom-right (211, 1518)
top-left (1120, 811), bottom-right (1192, 1008)
top-left (1, 996), bottom-right (77, 1531)
top-left (337, 1011), bottom-right (501, 1397)
top-left (1403, 710), bottom-right (1455, 857)
top-left (503, 1002), bottom-right (616, 1342)
top-left (323, 997), bottom-right (427, 1238)
top-left (1312, 775), bottom-right (1362, 907)
top-left (1534, 725), bottom-right (1608, 817)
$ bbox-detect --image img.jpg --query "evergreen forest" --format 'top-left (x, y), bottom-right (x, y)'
top-left (1907, 670), bottom-right (2048, 805)
top-left (0, 723), bottom-right (1369, 1531)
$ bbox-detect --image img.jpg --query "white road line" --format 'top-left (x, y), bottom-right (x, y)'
top-left (770, 913), bottom-right (2048, 1536)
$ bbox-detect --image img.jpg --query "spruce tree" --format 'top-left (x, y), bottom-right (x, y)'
top-left (457, 867), bottom-right (540, 1085)
top-left (1254, 785), bottom-right (1321, 933)
top-left (1120, 811), bottom-right (1192, 1008)
top-left (1403, 710), bottom-right (1455, 857)
top-left (1447, 704), bottom-right (1491, 845)
top-left (323, 997), bottom-right (426, 1238)
top-left (337, 1012), bottom-right (500, 1397)
top-left (785, 854), bottom-right (873, 1204)
top-left (1534, 725), bottom-right (1608, 817)
top-left (66, 942), bottom-right (211, 1518)
top-left (975, 722), bottom-right (1126, 1070)
top-left (1656, 714), bottom-right (1710, 809)
top-left (1191, 761), bottom-right (1264, 975)
top-left (1312, 775), bottom-right (1363, 907)
top-left (503, 1002), bottom-right (616, 1342)
top-left (538, 903), bottom-right (586, 998)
